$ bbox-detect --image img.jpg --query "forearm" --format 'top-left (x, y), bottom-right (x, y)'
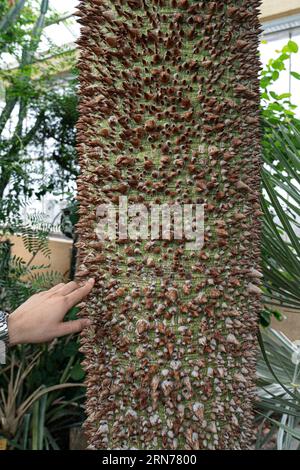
top-left (0, 279), bottom-right (94, 347)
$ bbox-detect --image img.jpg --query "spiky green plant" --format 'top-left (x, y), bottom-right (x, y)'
top-left (256, 328), bottom-right (300, 450)
top-left (255, 45), bottom-right (300, 449)
top-left (76, 0), bottom-right (261, 450)
top-left (262, 121), bottom-right (300, 311)
top-left (0, 342), bottom-right (86, 450)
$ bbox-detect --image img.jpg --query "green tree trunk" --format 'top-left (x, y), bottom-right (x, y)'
top-left (76, 0), bottom-right (261, 450)
top-left (0, 0), bottom-right (49, 215)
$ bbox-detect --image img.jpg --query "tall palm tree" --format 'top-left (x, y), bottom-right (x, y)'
top-left (76, 0), bottom-right (261, 450)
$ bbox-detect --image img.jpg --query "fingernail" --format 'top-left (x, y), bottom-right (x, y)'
top-left (83, 319), bottom-right (92, 327)
top-left (88, 278), bottom-right (95, 284)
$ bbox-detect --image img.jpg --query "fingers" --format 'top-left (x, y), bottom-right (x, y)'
top-left (47, 283), bottom-right (65, 293)
top-left (65, 278), bottom-right (95, 309)
top-left (56, 318), bottom-right (91, 337)
top-left (38, 283), bottom-right (65, 297)
top-left (55, 281), bottom-right (80, 296)
top-left (49, 279), bottom-right (95, 297)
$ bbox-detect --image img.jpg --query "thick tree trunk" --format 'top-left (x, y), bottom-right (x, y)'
top-left (76, 0), bottom-right (262, 450)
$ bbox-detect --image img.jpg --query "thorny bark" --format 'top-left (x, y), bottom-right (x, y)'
top-left (76, 0), bottom-right (262, 450)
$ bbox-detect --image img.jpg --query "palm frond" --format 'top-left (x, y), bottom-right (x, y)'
top-left (262, 120), bottom-right (300, 310)
top-left (257, 328), bottom-right (300, 450)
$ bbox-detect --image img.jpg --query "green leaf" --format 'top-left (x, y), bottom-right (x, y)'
top-left (271, 60), bottom-right (285, 71)
top-left (291, 71), bottom-right (300, 80)
top-left (288, 40), bottom-right (299, 53)
top-left (70, 363), bottom-right (85, 381)
top-left (277, 93), bottom-right (291, 100)
top-left (268, 417), bottom-right (300, 441)
top-left (63, 342), bottom-right (78, 358)
top-left (260, 310), bottom-right (272, 327)
top-left (257, 331), bottom-right (299, 402)
top-left (282, 45), bottom-right (291, 54)
top-left (260, 76), bottom-right (271, 88)
top-left (268, 102), bottom-right (284, 111)
top-left (67, 306), bottom-right (80, 321)
top-left (260, 91), bottom-right (269, 100)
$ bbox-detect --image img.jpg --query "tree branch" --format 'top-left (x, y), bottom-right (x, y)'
top-left (21, 0), bottom-right (49, 66)
top-left (15, 110), bottom-right (45, 151)
top-left (0, 111), bottom-right (45, 198)
top-left (0, 0), bottom-right (26, 34)
top-left (0, 0), bottom-right (50, 140)
top-left (0, 96), bottom-right (17, 136)
top-left (45, 12), bottom-right (74, 28)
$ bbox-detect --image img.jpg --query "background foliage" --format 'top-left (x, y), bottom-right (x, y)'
top-left (260, 40), bottom-right (300, 326)
top-left (0, 0), bottom-right (82, 450)
top-left (257, 41), bottom-right (300, 449)
top-left (0, 1), bottom-right (300, 450)
top-left (0, 0), bottom-right (78, 225)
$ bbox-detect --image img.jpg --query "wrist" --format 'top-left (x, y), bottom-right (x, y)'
top-left (7, 314), bottom-right (22, 346)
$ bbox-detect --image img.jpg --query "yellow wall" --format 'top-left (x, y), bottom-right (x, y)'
top-left (8, 234), bottom-right (72, 279)
top-left (271, 307), bottom-right (300, 341)
top-left (261, 0), bottom-right (300, 22)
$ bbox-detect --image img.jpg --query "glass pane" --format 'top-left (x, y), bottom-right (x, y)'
top-left (49, 0), bottom-right (77, 14)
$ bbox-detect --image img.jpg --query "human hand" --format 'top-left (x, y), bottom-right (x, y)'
top-left (8, 279), bottom-right (94, 346)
